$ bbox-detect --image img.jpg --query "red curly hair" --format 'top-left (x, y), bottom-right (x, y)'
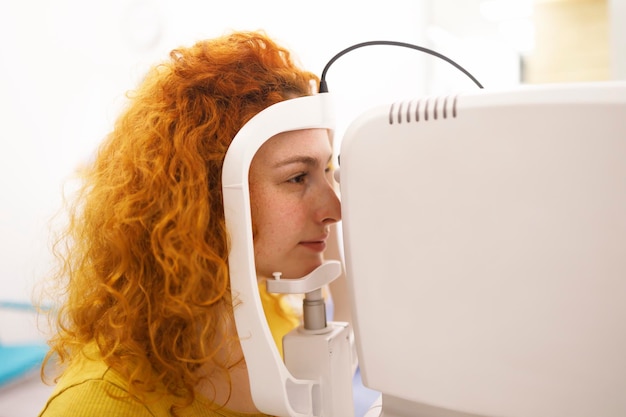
top-left (42, 30), bottom-right (319, 408)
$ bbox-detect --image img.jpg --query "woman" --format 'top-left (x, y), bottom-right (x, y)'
top-left (38, 30), bottom-right (341, 416)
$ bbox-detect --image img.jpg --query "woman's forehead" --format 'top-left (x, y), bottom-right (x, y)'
top-left (255, 129), bottom-right (332, 162)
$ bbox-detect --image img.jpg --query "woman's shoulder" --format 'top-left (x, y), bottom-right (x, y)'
top-left (38, 344), bottom-right (155, 417)
top-left (38, 343), bottom-right (271, 417)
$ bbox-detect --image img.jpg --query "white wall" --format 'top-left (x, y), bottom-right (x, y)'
top-left (610, 0), bottom-right (626, 79)
top-left (0, 0), bottom-right (429, 304)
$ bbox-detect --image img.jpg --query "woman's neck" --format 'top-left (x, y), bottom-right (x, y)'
top-left (195, 329), bottom-right (260, 413)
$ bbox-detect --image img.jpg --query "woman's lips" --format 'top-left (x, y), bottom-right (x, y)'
top-left (299, 240), bottom-right (327, 252)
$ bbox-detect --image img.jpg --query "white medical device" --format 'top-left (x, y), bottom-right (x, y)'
top-left (222, 94), bottom-right (354, 417)
top-left (339, 81), bottom-right (626, 417)
top-left (222, 77), bottom-right (626, 417)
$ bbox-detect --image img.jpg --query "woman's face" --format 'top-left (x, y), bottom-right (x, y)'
top-left (249, 128), bottom-right (341, 280)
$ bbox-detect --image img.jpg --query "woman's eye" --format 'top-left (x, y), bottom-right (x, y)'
top-left (287, 173), bottom-right (307, 184)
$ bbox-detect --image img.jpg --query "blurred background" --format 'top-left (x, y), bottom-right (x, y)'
top-left (0, 0), bottom-right (624, 415)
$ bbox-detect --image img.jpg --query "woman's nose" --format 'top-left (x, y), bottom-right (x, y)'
top-left (318, 180), bottom-right (342, 224)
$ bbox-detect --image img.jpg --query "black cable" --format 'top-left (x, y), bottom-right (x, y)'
top-left (319, 40), bottom-right (484, 93)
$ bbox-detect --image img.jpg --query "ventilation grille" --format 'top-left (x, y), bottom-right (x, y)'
top-left (388, 95), bottom-right (458, 125)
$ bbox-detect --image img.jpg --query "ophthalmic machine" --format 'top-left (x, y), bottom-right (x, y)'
top-left (222, 41), bottom-right (626, 417)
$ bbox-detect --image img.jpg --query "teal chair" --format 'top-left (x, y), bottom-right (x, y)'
top-left (0, 301), bottom-right (48, 387)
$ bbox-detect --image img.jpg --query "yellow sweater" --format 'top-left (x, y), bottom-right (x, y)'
top-left (258, 282), bottom-right (301, 358)
top-left (38, 285), bottom-right (300, 417)
top-left (38, 346), bottom-right (268, 417)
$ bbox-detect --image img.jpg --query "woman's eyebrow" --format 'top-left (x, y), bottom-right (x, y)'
top-left (272, 154), bottom-right (332, 169)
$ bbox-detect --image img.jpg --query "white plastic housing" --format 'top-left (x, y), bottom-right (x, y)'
top-left (283, 322), bottom-right (355, 417)
top-left (339, 81), bottom-right (626, 417)
top-left (222, 93), bottom-right (335, 417)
